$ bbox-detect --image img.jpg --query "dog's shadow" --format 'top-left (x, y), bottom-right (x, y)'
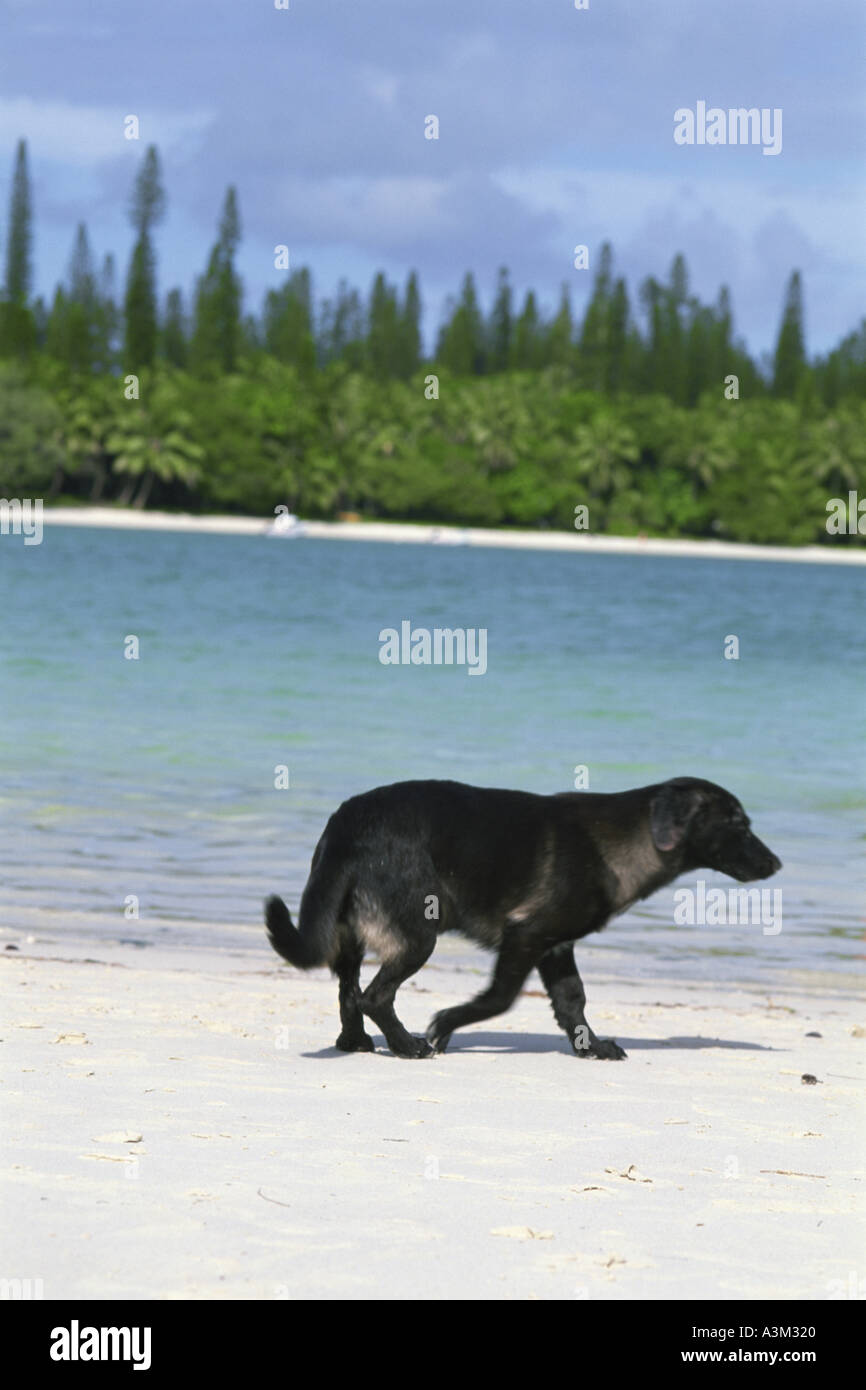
top-left (303, 1032), bottom-right (777, 1059)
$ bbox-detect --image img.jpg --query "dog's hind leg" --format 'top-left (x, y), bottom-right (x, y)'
top-left (537, 942), bottom-right (626, 1059)
top-left (425, 933), bottom-right (539, 1053)
top-left (333, 935), bottom-right (375, 1053)
top-left (360, 928), bottom-right (437, 1059)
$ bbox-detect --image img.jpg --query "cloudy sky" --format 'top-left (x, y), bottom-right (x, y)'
top-left (1, 0), bottom-right (863, 357)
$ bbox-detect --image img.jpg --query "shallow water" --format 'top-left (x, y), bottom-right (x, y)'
top-left (1, 525), bottom-right (863, 986)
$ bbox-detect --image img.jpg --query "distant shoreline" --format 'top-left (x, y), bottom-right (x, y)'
top-left (40, 506), bottom-right (866, 565)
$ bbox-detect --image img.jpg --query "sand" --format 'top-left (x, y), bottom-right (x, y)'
top-left (39, 506), bottom-right (866, 565)
top-left (1, 927), bottom-right (863, 1301)
top-left (6, 506), bottom-right (864, 1299)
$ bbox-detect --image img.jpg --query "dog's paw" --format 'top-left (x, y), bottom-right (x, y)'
top-left (573, 1034), bottom-right (627, 1060)
top-left (335, 1031), bottom-right (376, 1053)
top-left (425, 1015), bottom-right (452, 1054)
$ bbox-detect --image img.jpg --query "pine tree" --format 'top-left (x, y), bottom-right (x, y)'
top-left (44, 286), bottom-right (69, 361)
top-left (816, 318), bottom-right (866, 405)
top-left (4, 138), bottom-right (32, 304)
top-left (685, 304), bottom-right (714, 405)
top-left (546, 283), bottom-right (573, 367)
top-left (638, 275), bottom-right (664, 393)
top-left (668, 252), bottom-right (689, 310)
top-left (216, 186), bottom-right (242, 369)
top-left (606, 278), bottom-right (629, 393)
top-left (513, 291), bottom-right (543, 369)
top-left (240, 313), bottom-right (261, 359)
top-left (366, 271), bottom-right (400, 378)
top-left (125, 237), bottom-right (158, 368)
top-left (321, 280), bottom-right (364, 368)
top-left (716, 286), bottom-right (732, 357)
top-left (1, 138), bottom-right (36, 356)
top-left (663, 252), bottom-right (689, 404)
top-left (262, 268), bottom-right (316, 371)
top-left (398, 271), bottom-right (422, 376)
top-left (64, 223), bottom-right (97, 373)
top-left (436, 272), bottom-right (486, 374)
top-left (32, 295), bottom-right (48, 349)
top-left (162, 288), bottom-right (188, 367)
top-left (772, 270), bottom-right (806, 397)
top-left (622, 322), bottom-right (645, 394)
top-left (705, 285), bottom-right (733, 393)
top-left (123, 145), bottom-right (165, 369)
top-left (487, 267), bottom-right (512, 372)
top-left (579, 242), bottom-right (613, 390)
top-left (96, 253), bottom-right (118, 372)
top-left (191, 187), bottom-right (242, 372)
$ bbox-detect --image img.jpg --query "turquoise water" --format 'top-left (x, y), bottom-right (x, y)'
top-left (1, 526), bottom-right (863, 984)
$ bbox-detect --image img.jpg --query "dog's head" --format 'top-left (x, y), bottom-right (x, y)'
top-left (650, 778), bottom-right (782, 882)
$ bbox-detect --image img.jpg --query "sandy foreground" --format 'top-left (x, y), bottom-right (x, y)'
top-left (39, 506), bottom-right (866, 565)
top-left (1, 925), bottom-right (863, 1302)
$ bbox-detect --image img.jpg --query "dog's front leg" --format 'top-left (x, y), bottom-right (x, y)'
top-left (537, 942), bottom-right (627, 1060)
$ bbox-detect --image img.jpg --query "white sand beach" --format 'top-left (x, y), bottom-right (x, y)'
top-left (2, 925), bottom-right (862, 1301)
top-left (39, 506), bottom-right (866, 565)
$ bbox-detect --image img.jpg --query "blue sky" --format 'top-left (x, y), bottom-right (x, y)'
top-left (1, 0), bottom-right (863, 357)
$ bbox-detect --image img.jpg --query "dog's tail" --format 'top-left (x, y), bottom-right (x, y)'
top-left (264, 856), bottom-right (350, 969)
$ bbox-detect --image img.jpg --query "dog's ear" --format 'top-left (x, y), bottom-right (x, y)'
top-left (650, 782), bottom-right (703, 852)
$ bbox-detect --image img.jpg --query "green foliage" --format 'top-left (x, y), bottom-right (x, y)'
top-left (0, 364), bottom-right (64, 494)
top-left (4, 354), bottom-right (863, 545)
top-left (2, 133), bottom-right (863, 545)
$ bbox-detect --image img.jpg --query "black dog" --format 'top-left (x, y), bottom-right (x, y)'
top-left (264, 778), bottom-right (781, 1060)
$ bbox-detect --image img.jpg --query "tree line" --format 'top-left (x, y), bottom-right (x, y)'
top-left (0, 139), bottom-right (863, 543)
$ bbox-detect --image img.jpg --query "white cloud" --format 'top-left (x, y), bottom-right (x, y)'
top-left (0, 97), bottom-right (214, 166)
top-left (493, 165), bottom-right (863, 263)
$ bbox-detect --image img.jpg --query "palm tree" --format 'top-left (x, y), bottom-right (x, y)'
top-left (106, 375), bottom-right (202, 506)
top-left (59, 379), bottom-right (119, 500)
top-left (572, 410), bottom-right (639, 499)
